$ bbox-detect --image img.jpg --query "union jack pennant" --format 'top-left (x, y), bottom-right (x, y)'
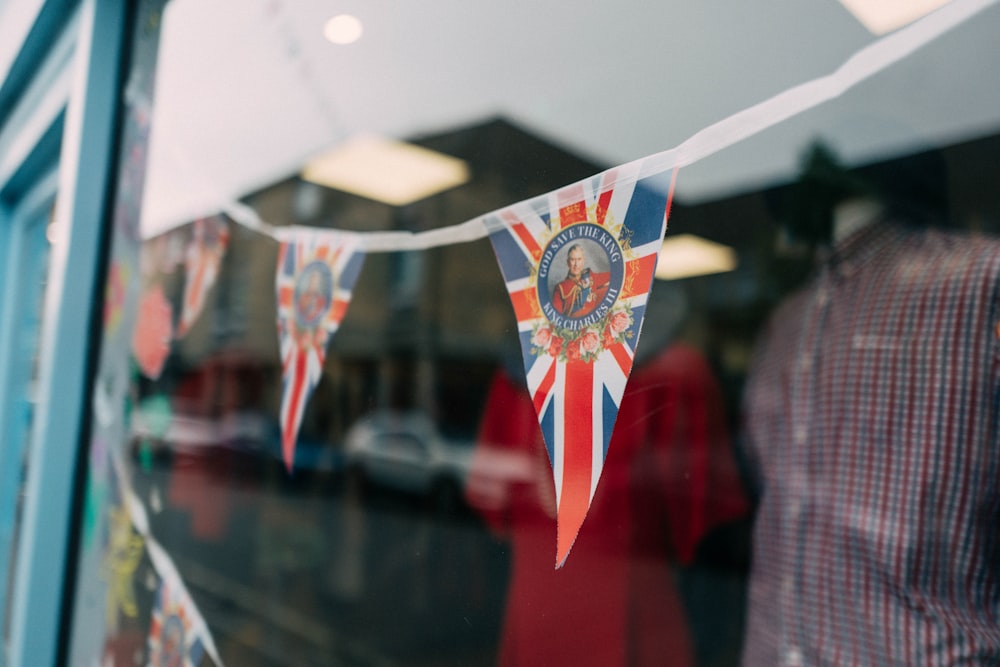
top-left (147, 577), bottom-right (205, 667)
top-left (178, 216), bottom-right (230, 336)
top-left (276, 228), bottom-right (365, 471)
top-left (487, 161), bottom-right (677, 566)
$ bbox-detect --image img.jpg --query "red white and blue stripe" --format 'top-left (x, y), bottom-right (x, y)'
top-left (276, 229), bottom-right (364, 472)
top-left (487, 161), bottom-right (677, 566)
top-left (178, 216), bottom-right (229, 336)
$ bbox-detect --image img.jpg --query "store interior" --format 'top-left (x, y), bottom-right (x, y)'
top-left (78, 0), bottom-right (1000, 665)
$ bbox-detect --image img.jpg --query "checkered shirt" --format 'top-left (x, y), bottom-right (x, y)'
top-left (741, 221), bottom-right (1000, 666)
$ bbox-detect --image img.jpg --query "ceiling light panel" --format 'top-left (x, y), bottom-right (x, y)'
top-left (655, 234), bottom-right (738, 281)
top-left (301, 135), bottom-right (470, 206)
top-left (837, 0), bottom-right (953, 35)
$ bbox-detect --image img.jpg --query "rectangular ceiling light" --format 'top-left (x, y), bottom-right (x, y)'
top-left (301, 134), bottom-right (470, 206)
top-left (655, 234), bottom-right (737, 281)
top-left (838, 0), bottom-right (953, 35)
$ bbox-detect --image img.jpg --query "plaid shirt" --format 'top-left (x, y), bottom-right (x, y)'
top-left (742, 221), bottom-right (1000, 666)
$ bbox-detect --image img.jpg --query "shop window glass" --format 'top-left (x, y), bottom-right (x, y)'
top-left (67, 0), bottom-right (1000, 665)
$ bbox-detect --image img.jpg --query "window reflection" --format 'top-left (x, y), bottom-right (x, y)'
top-left (65, 0), bottom-right (1000, 665)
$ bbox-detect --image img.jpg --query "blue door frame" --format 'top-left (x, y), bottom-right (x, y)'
top-left (0, 167), bottom-right (57, 660)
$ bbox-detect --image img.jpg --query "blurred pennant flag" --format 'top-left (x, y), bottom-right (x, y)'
top-left (132, 284), bottom-right (173, 380)
top-left (147, 576), bottom-right (205, 667)
top-left (275, 228), bottom-right (365, 471)
top-left (178, 216), bottom-right (230, 336)
top-left (486, 161), bottom-right (677, 567)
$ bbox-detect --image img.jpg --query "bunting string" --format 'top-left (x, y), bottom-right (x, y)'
top-left (139, 0), bottom-right (997, 246)
top-left (128, 0), bottom-right (999, 566)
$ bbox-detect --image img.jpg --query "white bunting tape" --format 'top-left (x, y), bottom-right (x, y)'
top-left (152, 0), bottom-right (995, 253)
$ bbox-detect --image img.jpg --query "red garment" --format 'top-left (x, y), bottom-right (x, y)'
top-left (467, 343), bottom-right (749, 666)
top-left (552, 270), bottom-right (611, 318)
top-left (168, 450), bottom-right (231, 540)
top-left (165, 363), bottom-right (240, 541)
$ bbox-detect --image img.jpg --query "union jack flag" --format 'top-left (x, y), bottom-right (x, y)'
top-left (178, 216), bottom-right (230, 336)
top-left (276, 228), bottom-right (365, 471)
top-left (147, 577), bottom-right (204, 667)
top-left (487, 161), bottom-right (677, 566)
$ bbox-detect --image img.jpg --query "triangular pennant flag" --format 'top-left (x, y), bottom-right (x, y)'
top-left (487, 162), bottom-right (678, 567)
top-left (133, 284), bottom-right (174, 380)
top-left (177, 216), bottom-right (230, 336)
top-left (276, 228), bottom-right (365, 471)
top-left (147, 576), bottom-right (205, 667)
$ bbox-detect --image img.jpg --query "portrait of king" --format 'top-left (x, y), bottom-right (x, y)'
top-left (551, 243), bottom-right (610, 319)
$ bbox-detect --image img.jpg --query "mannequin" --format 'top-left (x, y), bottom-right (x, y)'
top-left (467, 281), bottom-right (749, 666)
top-left (741, 146), bottom-right (1000, 665)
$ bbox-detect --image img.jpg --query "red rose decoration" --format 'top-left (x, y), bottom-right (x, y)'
top-left (288, 318), bottom-right (329, 351)
top-left (548, 336), bottom-right (564, 357)
top-left (533, 327), bottom-right (553, 348)
top-left (602, 325), bottom-right (616, 348)
top-left (565, 340), bottom-right (582, 361)
top-left (610, 310), bottom-right (631, 334)
top-left (580, 330), bottom-right (600, 353)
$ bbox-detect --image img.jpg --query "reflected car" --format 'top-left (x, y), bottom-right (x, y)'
top-left (343, 411), bottom-right (473, 505)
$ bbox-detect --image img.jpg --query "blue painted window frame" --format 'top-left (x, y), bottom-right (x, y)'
top-left (0, 0), bottom-right (129, 664)
top-left (0, 166), bottom-right (58, 662)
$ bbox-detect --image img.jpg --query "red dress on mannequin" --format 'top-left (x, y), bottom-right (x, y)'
top-left (467, 343), bottom-right (749, 666)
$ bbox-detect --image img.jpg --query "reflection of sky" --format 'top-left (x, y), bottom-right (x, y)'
top-left (142, 0), bottom-right (1000, 236)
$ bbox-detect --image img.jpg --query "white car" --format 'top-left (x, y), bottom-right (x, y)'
top-left (343, 411), bottom-right (473, 503)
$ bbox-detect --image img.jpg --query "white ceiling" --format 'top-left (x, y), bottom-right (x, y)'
top-left (140, 0), bottom-right (1000, 237)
